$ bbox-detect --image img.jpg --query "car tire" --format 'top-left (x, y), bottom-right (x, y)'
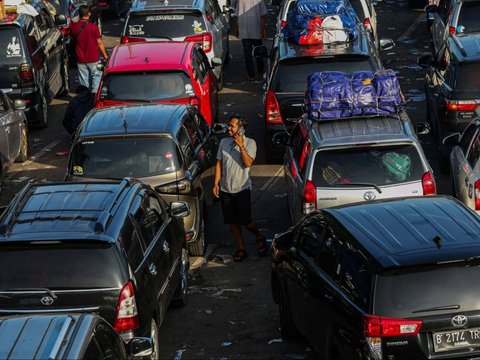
top-left (171, 247), bottom-right (189, 307)
top-left (279, 286), bottom-right (301, 340)
top-left (188, 221), bottom-right (205, 256)
top-left (150, 318), bottom-right (160, 360)
top-left (15, 124), bottom-right (28, 163)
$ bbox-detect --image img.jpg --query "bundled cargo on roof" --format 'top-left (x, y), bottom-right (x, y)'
top-left (282, 0), bottom-right (359, 45)
top-left (305, 69), bottom-right (405, 120)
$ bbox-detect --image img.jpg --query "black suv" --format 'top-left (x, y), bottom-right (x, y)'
top-left (0, 0), bottom-right (69, 128)
top-left (256, 28), bottom-right (394, 162)
top-left (421, 34), bottom-right (480, 141)
top-left (271, 195), bottom-right (480, 359)
top-left (0, 178), bottom-right (190, 358)
top-left (0, 313), bottom-right (152, 359)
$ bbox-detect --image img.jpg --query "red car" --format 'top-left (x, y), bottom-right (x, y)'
top-left (95, 41), bottom-right (219, 124)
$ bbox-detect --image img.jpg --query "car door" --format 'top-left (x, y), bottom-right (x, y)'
top-left (0, 94), bottom-right (20, 162)
top-left (193, 48), bottom-right (218, 124)
top-left (451, 123), bottom-right (478, 201)
top-left (205, 0), bottom-right (223, 61)
top-left (431, 0), bottom-right (450, 54)
top-left (211, 0), bottom-right (229, 60)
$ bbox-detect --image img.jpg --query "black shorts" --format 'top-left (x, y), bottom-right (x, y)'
top-left (220, 189), bottom-right (252, 225)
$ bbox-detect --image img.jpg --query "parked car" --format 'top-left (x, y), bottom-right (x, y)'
top-left (66, 104), bottom-right (219, 256)
top-left (96, 41), bottom-right (219, 125)
top-left (0, 93), bottom-right (28, 196)
top-left (256, 28), bottom-right (394, 162)
top-left (429, 0), bottom-right (480, 55)
top-left (0, 0), bottom-right (69, 128)
top-left (99, 0), bottom-right (130, 18)
top-left (271, 195), bottom-right (480, 359)
top-left (0, 313), bottom-right (153, 359)
top-left (121, 0), bottom-right (230, 86)
top-left (0, 178), bottom-right (190, 359)
top-left (280, 113), bottom-right (435, 224)
top-left (420, 33), bottom-right (480, 141)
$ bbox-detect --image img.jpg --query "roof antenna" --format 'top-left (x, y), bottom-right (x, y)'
top-left (433, 235), bottom-right (442, 249)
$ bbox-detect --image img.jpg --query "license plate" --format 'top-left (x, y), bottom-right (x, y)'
top-left (433, 327), bottom-right (480, 352)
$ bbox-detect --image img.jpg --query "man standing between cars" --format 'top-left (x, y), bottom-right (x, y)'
top-left (70, 5), bottom-right (108, 94)
top-left (234, 0), bottom-right (267, 81)
top-left (213, 115), bottom-right (268, 262)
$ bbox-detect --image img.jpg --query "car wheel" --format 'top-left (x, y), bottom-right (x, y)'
top-left (15, 124), bottom-right (28, 163)
top-left (58, 56), bottom-right (70, 97)
top-left (150, 318), bottom-right (160, 360)
top-left (38, 89), bottom-right (49, 129)
top-left (279, 287), bottom-right (301, 340)
top-left (188, 220), bottom-right (205, 256)
top-left (171, 247), bottom-right (189, 307)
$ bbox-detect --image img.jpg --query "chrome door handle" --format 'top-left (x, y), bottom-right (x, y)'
top-left (149, 263), bottom-right (157, 276)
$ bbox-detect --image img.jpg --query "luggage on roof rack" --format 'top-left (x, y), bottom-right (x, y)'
top-left (306, 69), bottom-right (405, 120)
top-left (282, 0), bottom-right (359, 45)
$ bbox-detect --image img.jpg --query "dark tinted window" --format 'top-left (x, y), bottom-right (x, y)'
top-left (70, 137), bottom-right (182, 178)
top-left (126, 12), bottom-right (206, 38)
top-left (0, 243), bottom-right (123, 288)
top-left (458, 2), bottom-right (480, 33)
top-left (312, 144), bottom-right (425, 186)
top-left (272, 57), bottom-right (376, 92)
top-left (467, 133), bottom-right (480, 166)
top-left (375, 263), bottom-right (480, 318)
top-left (339, 243), bottom-right (371, 309)
top-left (100, 72), bottom-right (193, 101)
top-left (120, 217), bottom-right (145, 269)
top-left (454, 64), bottom-right (480, 92)
top-left (83, 338), bottom-right (102, 360)
top-left (299, 221), bottom-right (326, 260)
top-left (139, 196), bottom-right (163, 248)
top-left (459, 123), bottom-right (478, 154)
top-left (0, 28), bottom-right (25, 60)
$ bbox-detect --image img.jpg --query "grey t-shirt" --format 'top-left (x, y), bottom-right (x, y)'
top-left (216, 136), bottom-right (257, 194)
top-left (234, 0), bottom-right (268, 39)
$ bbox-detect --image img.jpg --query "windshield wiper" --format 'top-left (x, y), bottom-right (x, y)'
top-left (3, 288), bottom-right (57, 299)
top-left (331, 182), bottom-right (382, 194)
top-left (412, 304), bottom-right (460, 313)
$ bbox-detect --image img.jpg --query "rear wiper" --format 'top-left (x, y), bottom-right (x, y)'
top-left (412, 304), bottom-right (460, 313)
top-left (331, 182), bottom-right (382, 194)
top-left (3, 288), bottom-right (57, 299)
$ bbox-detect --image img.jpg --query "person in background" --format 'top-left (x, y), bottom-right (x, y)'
top-left (70, 5), bottom-right (108, 94)
top-left (213, 115), bottom-right (268, 262)
top-left (233, 0), bottom-right (267, 81)
top-left (62, 85), bottom-right (94, 137)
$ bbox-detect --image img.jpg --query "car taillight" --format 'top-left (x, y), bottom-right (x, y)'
top-left (266, 90), bottom-right (283, 124)
top-left (445, 99), bottom-right (478, 112)
top-left (422, 171), bottom-right (436, 195)
top-left (302, 180), bottom-right (316, 214)
top-left (281, 20), bottom-right (287, 28)
top-left (474, 179), bottom-right (480, 211)
top-left (364, 314), bottom-right (422, 360)
top-left (120, 36), bottom-right (146, 44)
top-left (184, 32), bottom-right (212, 53)
top-left (449, 26), bottom-right (457, 35)
top-left (20, 63), bottom-right (34, 85)
top-left (113, 281), bottom-right (140, 333)
top-left (363, 18), bottom-right (373, 36)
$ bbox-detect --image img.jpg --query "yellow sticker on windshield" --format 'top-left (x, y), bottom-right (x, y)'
top-left (73, 166), bottom-right (84, 176)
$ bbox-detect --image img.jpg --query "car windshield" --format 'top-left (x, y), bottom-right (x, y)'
top-left (273, 57), bottom-right (376, 92)
top-left (126, 12), bottom-right (206, 39)
top-left (454, 63), bottom-right (480, 92)
top-left (458, 2), bottom-right (480, 33)
top-left (70, 137), bottom-right (182, 179)
top-left (375, 262), bottom-right (480, 317)
top-left (0, 242), bottom-right (123, 288)
top-left (312, 144), bottom-right (424, 187)
top-left (100, 72), bottom-right (193, 102)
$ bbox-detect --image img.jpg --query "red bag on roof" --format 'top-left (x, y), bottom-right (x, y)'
top-left (298, 16), bottom-right (323, 45)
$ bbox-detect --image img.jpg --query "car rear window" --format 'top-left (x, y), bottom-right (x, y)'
top-left (70, 137), bottom-right (182, 178)
top-left (126, 12), bottom-right (206, 39)
top-left (272, 57), bottom-right (376, 92)
top-left (374, 263), bottom-right (480, 318)
top-left (458, 2), bottom-right (480, 33)
top-left (311, 144), bottom-right (425, 187)
top-left (454, 64), bottom-right (480, 92)
top-left (0, 242), bottom-right (123, 288)
top-left (0, 27), bottom-right (25, 61)
top-left (100, 72), bottom-right (193, 102)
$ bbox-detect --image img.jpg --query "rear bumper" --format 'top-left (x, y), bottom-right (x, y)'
top-left (446, 110), bottom-right (479, 133)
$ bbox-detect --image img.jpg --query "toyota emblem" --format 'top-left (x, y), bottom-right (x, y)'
top-left (40, 296), bottom-right (54, 306)
top-left (452, 315), bottom-right (468, 327)
top-left (363, 191), bottom-right (376, 201)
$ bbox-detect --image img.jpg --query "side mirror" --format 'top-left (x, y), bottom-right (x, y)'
top-left (273, 230), bottom-right (294, 250)
top-left (213, 123), bottom-right (228, 134)
top-left (253, 45), bottom-right (268, 58)
top-left (129, 338), bottom-right (153, 358)
top-left (272, 131), bottom-right (289, 146)
top-left (418, 54), bottom-right (434, 68)
top-left (415, 122), bottom-right (431, 135)
top-left (211, 57), bottom-right (222, 68)
top-left (170, 201), bottom-right (190, 218)
top-left (442, 132), bottom-right (460, 147)
top-left (13, 99), bottom-right (26, 110)
top-left (379, 38), bottom-right (395, 52)
top-left (55, 14), bottom-right (67, 26)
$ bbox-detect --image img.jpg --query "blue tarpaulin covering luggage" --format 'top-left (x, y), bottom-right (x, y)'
top-left (305, 70), bottom-right (405, 119)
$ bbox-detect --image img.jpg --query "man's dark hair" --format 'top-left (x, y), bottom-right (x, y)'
top-left (230, 114), bottom-right (248, 129)
top-left (78, 5), bottom-right (90, 18)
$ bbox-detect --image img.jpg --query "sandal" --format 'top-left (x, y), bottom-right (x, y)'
top-left (256, 236), bottom-right (269, 257)
top-left (233, 249), bottom-right (249, 262)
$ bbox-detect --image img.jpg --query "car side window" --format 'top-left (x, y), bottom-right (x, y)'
top-left (292, 127), bottom-right (309, 176)
top-left (83, 337), bottom-right (102, 360)
top-left (192, 49), bottom-right (208, 84)
top-left (339, 243), bottom-right (372, 309)
top-left (299, 221), bottom-right (326, 261)
top-left (139, 196), bottom-right (163, 248)
top-left (460, 124), bottom-right (478, 155)
top-left (184, 116), bottom-right (201, 148)
top-left (120, 216), bottom-right (145, 270)
top-left (194, 111), bottom-right (209, 138)
top-left (178, 126), bottom-right (195, 164)
top-left (94, 323), bottom-right (125, 360)
top-left (467, 133), bottom-right (480, 167)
